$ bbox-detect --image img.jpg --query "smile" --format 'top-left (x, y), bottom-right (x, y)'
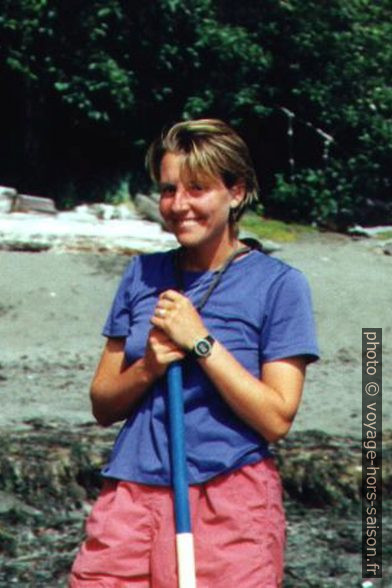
top-left (173, 219), bottom-right (203, 227)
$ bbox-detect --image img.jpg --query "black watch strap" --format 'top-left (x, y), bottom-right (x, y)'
top-left (189, 334), bottom-right (215, 359)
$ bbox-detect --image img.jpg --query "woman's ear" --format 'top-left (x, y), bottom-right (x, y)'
top-left (229, 183), bottom-right (246, 210)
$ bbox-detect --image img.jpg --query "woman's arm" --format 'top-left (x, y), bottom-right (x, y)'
top-left (196, 342), bottom-right (306, 442)
top-left (151, 289), bottom-right (307, 442)
top-left (90, 330), bottom-right (185, 427)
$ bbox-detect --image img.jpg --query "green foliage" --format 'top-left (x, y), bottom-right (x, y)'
top-left (103, 176), bottom-right (131, 205)
top-left (270, 171), bottom-right (337, 226)
top-left (375, 230), bottom-right (392, 240)
top-left (240, 212), bottom-right (315, 243)
top-left (269, 163), bottom-right (367, 228)
top-left (0, 0), bottom-right (390, 225)
top-left (0, 1), bottom-right (135, 123)
top-left (217, 0), bottom-right (392, 226)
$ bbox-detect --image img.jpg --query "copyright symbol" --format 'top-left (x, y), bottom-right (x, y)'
top-left (365, 382), bottom-right (379, 396)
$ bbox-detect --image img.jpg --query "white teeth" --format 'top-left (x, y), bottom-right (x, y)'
top-left (176, 219), bottom-right (199, 225)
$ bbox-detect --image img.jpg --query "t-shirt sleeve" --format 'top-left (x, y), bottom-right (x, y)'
top-left (102, 258), bottom-right (137, 338)
top-left (260, 268), bottom-right (320, 363)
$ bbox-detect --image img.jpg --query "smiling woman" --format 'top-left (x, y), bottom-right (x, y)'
top-left (147, 119), bottom-right (259, 223)
top-left (147, 119), bottom-right (259, 272)
top-left (69, 119), bottom-right (320, 587)
top-left (157, 152), bottom-right (244, 264)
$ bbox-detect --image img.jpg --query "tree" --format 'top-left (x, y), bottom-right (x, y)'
top-left (0, 0), bottom-right (271, 205)
top-left (217, 0), bottom-right (392, 226)
top-left (0, 0), bottom-right (390, 225)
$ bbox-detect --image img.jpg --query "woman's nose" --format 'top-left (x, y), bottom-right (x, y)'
top-left (171, 187), bottom-right (189, 213)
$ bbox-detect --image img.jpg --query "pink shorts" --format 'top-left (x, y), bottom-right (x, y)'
top-left (69, 458), bottom-right (285, 587)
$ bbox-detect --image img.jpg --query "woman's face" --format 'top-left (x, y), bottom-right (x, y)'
top-left (159, 152), bottom-right (244, 250)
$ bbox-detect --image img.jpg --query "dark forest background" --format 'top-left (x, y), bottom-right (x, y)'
top-left (0, 0), bottom-right (391, 228)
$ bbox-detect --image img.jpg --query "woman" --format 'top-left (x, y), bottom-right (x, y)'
top-left (70, 119), bottom-right (319, 587)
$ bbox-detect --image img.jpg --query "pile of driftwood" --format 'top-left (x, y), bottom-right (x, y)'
top-left (0, 186), bottom-right (57, 215)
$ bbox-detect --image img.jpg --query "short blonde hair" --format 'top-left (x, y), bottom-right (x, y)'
top-left (146, 119), bottom-right (259, 223)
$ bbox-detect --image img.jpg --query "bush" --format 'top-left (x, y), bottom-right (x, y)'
top-left (269, 166), bottom-right (361, 229)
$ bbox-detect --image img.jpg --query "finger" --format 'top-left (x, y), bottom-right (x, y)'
top-left (148, 327), bottom-right (167, 342)
top-left (149, 327), bottom-right (162, 337)
top-left (150, 315), bottom-right (164, 328)
top-left (155, 301), bottom-right (176, 316)
top-left (166, 350), bottom-right (187, 362)
top-left (150, 314), bottom-right (175, 333)
top-left (156, 298), bottom-right (176, 310)
top-left (149, 337), bottom-right (178, 352)
top-left (153, 299), bottom-right (179, 323)
top-left (159, 289), bottom-right (183, 302)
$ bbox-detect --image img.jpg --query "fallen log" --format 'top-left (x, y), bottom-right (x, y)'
top-left (11, 194), bottom-right (57, 215)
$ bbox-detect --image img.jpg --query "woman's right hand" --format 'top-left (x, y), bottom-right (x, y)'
top-left (90, 329), bottom-right (185, 426)
top-left (144, 327), bottom-right (186, 379)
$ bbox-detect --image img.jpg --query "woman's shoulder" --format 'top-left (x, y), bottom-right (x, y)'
top-left (136, 249), bottom-right (177, 272)
top-left (138, 248), bottom-right (176, 263)
top-left (245, 249), bottom-right (302, 282)
top-left (238, 251), bottom-right (314, 306)
top-left (122, 249), bottom-right (175, 271)
top-left (122, 249), bottom-right (177, 289)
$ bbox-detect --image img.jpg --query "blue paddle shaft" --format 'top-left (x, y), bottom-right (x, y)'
top-left (167, 362), bottom-right (192, 534)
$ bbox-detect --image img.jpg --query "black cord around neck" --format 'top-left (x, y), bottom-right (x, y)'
top-left (173, 245), bottom-right (251, 311)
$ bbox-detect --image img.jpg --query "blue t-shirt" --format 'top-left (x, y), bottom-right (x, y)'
top-left (101, 249), bottom-right (319, 486)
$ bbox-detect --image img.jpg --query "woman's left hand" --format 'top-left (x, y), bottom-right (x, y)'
top-left (150, 289), bottom-right (208, 351)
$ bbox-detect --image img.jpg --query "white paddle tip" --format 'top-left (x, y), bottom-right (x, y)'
top-left (176, 532), bottom-right (197, 588)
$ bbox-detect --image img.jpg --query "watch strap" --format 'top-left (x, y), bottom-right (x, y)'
top-left (189, 334), bottom-right (215, 359)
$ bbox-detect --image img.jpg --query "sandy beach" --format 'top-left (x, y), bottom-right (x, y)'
top-left (1, 230), bottom-right (390, 436)
top-left (1, 229), bottom-right (391, 588)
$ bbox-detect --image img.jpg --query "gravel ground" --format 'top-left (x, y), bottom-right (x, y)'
top-left (1, 231), bottom-right (390, 435)
top-left (0, 231), bottom-right (390, 587)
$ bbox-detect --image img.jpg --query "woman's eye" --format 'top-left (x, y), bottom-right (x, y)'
top-left (189, 183), bottom-right (204, 192)
top-left (160, 185), bottom-right (176, 197)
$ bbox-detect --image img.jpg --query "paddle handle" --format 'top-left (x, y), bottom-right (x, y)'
top-left (167, 362), bottom-right (196, 587)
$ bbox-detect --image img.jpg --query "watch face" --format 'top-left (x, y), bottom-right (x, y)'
top-left (195, 339), bottom-right (212, 357)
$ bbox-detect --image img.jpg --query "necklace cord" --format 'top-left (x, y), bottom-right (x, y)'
top-left (173, 245), bottom-right (251, 311)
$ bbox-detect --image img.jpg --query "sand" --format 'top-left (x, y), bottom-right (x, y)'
top-left (1, 232), bottom-right (390, 437)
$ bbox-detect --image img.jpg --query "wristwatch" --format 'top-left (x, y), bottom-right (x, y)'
top-left (190, 334), bottom-right (215, 359)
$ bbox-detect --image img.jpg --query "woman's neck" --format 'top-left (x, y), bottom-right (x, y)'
top-left (181, 235), bottom-right (243, 272)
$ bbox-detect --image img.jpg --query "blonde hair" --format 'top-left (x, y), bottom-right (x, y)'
top-left (146, 119), bottom-right (259, 223)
